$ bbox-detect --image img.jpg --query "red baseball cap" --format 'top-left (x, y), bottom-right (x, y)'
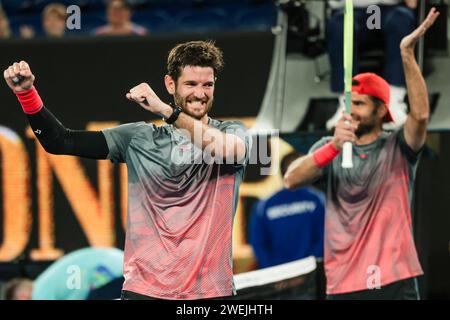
top-left (351, 72), bottom-right (393, 123)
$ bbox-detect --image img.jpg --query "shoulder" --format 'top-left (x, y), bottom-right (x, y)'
top-left (308, 136), bottom-right (333, 154)
top-left (210, 118), bottom-right (248, 131)
top-left (381, 128), bottom-right (413, 151)
top-left (102, 121), bottom-right (151, 135)
top-left (301, 186), bottom-right (326, 203)
top-left (391, 127), bottom-right (423, 162)
top-left (266, 188), bottom-right (297, 206)
top-left (94, 25), bottom-right (110, 35)
top-left (131, 23), bottom-right (148, 35)
top-left (252, 198), bottom-right (268, 217)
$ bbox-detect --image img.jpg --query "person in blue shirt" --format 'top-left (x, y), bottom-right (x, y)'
top-left (249, 151), bottom-right (325, 269)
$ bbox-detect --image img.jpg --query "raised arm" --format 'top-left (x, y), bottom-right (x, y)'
top-left (168, 111), bottom-right (246, 163)
top-left (3, 61), bottom-right (109, 159)
top-left (284, 114), bottom-right (357, 189)
top-left (400, 8), bottom-right (440, 152)
top-left (126, 83), bottom-right (247, 163)
top-left (284, 154), bottom-right (324, 190)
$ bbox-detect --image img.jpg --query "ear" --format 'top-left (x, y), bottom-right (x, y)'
top-left (164, 75), bottom-right (176, 95)
top-left (378, 104), bottom-right (388, 120)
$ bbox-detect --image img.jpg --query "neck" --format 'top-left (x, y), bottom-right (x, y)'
top-left (110, 21), bottom-right (130, 29)
top-left (200, 114), bottom-right (209, 125)
top-left (355, 127), bottom-right (383, 145)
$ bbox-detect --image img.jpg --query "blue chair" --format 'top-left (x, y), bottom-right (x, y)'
top-left (132, 9), bottom-right (174, 33)
top-left (75, 10), bottom-right (106, 34)
top-left (175, 7), bottom-right (229, 33)
top-left (33, 0), bottom-right (90, 13)
top-left (8, 13), bottom-right (43, 37)
top-left (1, 0), bottom-right (34, 14)
top-left (232, 3), bottom-right (276, 31)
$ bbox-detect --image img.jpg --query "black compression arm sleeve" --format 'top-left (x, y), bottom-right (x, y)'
top-left (26, 107), bottom-right (109, 159)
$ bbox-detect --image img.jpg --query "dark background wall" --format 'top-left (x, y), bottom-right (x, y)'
top-left (0, 32), bottom-right (274, 126)
top-left (413, 133), bottom-right (450, 299)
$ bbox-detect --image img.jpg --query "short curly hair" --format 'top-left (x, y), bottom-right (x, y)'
top-left (3, 278), bottom-right (32, 300)
top-left (42, 3), bottom-right (67, 20)
top-left (167, 40), bottom-right (224, 83)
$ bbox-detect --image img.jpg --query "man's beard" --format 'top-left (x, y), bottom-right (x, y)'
top-left (355, 122), bottom-right (376, 137)
top-left (174, 92), bottom-right (213, 120)
top-left (354, 109), bottom-right (379, 137)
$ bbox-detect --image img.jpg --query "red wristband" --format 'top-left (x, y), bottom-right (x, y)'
top-left (15, 86), bottom-right (44, 115)
top-left (313, 142), bottom-right (340, 168)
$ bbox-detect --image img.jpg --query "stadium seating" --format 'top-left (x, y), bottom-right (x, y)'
top-left (1, 0), bottom-right (276, 37)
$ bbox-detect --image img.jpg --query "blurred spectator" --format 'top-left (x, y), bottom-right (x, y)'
top-left (325, 0), bottom-right (417, 131)
top-left (249, 151), bottom-right (325, 269)
top-left (4, 247), bottom-right (124, 300)
top-left (94, 0), bottom-right (147, 36)
top-left (3, 278), bottom-right (33, 300)
top-left (20, 25), bottom-right (36, 39)
top-left (42, 3), bottom-right (67, 38)
top-left (0, 7), bottom-right (12, 39)
top-left (86, 276), bottom-right (125, 300)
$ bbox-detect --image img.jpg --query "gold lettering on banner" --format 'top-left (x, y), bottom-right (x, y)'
top-left (30, 137), bottom-right (63, 260)
top-left (26, 123), bottom-right (118, 260)
top-left (0, 127), bottom-right (32, 261)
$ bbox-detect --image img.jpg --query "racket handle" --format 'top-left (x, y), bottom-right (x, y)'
top-left (342, 141), bottom-right (353, 168)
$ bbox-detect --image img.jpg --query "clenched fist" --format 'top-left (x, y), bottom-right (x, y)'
top-left (3, 61), bottom-right (35, 92)
top-left (332, 114), bottom-right (359, 150)
top-left (126, 83), bottom-right (172, 118)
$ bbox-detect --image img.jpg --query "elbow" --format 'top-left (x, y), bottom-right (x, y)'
top-left (40, 140), bottom-right (64, 155)
top-left (283, 176), bottom-right (293, 190)
top-left (41, 144), bottom-right (59, 155)
top-left (283, 158), bottom-right (305, 190)
top-left (412, 112), bottom-right (429, 123)
top-left (283, 172), bottom-right (296, 190)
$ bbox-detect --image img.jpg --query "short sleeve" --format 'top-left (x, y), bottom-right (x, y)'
top-left (308, 136), bottom-right (333, 155)
top-left (217, 120), bottom-right (253, 168)
top-left (101, 122), bottom-right (147, 163)
top-left (307, 136), bottom-right (334, 176)
top-left (396, 129), bottom-right (422, 165)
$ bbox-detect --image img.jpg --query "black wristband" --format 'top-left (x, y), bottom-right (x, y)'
top-left (164, 105), bottom-right (183, 124)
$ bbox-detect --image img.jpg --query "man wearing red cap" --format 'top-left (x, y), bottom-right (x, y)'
top-left (283, 8), bottom-right (439, 299)
top-left (325, 0), bottom-right (418, 131)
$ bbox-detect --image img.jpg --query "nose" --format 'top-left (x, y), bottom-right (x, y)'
top-left (193, 86), bottom-right (206, 100)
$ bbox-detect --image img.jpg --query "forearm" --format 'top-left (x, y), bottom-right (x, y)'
top-left (284, 155), bottom-right (323, 190)
top-left (401, 50), bottom-right (430, 122)
top-left (167, 109), bottom-right (246, 162)
top-left (285, 140), bottom-right (341, 189)
top-left (27, 107), bottom-right (109, 159)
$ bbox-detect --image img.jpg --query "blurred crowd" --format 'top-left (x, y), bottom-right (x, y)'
top-left (0, 0), bottom-right (275, 39)
top-left (0, 0), bottom-right (148, 38)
